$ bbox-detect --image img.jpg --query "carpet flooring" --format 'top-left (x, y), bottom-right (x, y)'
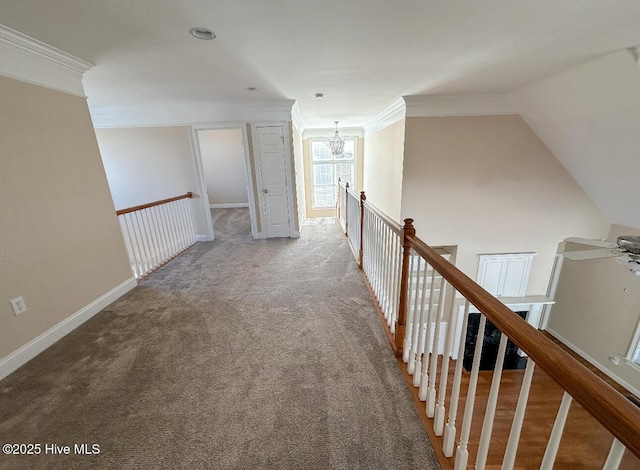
top-left (0, 209), bottom-right (440, 470)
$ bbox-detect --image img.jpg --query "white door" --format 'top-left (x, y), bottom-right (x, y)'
top-left (255, 125), bottom-right (292, 238)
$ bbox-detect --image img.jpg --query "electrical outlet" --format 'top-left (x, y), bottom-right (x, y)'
top-left (10, 297), bottom-right (27, 315)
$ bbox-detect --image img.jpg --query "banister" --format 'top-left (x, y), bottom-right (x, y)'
top-left (405, 230), bottom-right (640, 459)
top-left (116, 192), bottom-right (194, 216)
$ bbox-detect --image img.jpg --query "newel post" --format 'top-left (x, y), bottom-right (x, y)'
top-left (396, 218), bottom-right (416, 355)
top-left (359, 191), bottom-right (366, 269)
top-left (344, 182), bottom-right (349, 236)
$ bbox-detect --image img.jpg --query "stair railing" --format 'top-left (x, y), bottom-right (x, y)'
top-left (116, 192), bottom-right (196, 279)
top-left (337, 181), bottom-right (640, 470)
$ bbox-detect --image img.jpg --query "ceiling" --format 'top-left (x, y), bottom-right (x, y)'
top-left (1, 0), bottom-right (640, 128)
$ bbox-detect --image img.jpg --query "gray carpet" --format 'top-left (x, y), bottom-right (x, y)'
top-left (0, 209), bottom-right (440, 470)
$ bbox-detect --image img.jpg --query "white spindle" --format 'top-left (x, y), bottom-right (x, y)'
top-left (408, 257), bottom-right (425, 374)
top-left (603, 438), bottom-right (626, 470)
top-left (131, 212), bottom-right (149, 276)
top-left (476, 332), bottom-right (509, 470)
top-left (426, 276), bottom-right (447, 418)
top-left (413, 261), bottom-right (431, 388)
top-left (443, 300), bottom-right (470, 457)
top-left (540, 391), bottom-right (573, 470)
top-left (455, 314), bottom-right (488, 470)
top-left (502, 358), bottom-right (536, 470)
top-left (418, 268), bottom-right (438, 402)
top-left (434, 287), bottom-right (460, 436)
top-left (403, 252), bottom-right (417, 363)
top-left (142, 209), bottom-right (159, 268)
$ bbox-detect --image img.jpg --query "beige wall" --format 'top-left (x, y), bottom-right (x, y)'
top-left (198, 128), bottom-right (249, 205)
top-left (95, 126), bottom-right (207, 235)
top-left (0, 76), bottom-right (132, 360)
top-left (400, 115), bottom-right (610, 294)
top-left (303, 136), bottom-right (364, 219)
top-left (363, 120), bottom-right (405, 221)
top-left (547, 241), bottom-right (640, 395)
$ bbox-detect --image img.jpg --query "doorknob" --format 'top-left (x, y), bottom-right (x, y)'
top-left (262, 189), bottom-right (269, 193)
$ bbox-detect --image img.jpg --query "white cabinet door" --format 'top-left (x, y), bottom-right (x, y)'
top-left (477, 253), bottom-right (536, 297)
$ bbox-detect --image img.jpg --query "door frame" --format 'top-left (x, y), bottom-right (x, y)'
top-left (189, 122), bottom-right (259, 240)
top-left (251, 121), bottom-right (299, 238)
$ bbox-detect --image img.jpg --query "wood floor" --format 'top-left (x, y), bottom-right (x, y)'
top-left (397, 353), bottom-right (640, 469)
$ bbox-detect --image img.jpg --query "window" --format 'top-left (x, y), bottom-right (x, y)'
top-left (311, 137), bottom-right (356, 208)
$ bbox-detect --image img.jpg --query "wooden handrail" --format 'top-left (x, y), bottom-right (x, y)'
top-left (405, 227), bottom-right (640, 458)
top-left (116, 192), bottom-right (193, 216)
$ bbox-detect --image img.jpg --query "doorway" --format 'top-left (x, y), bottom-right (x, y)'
top-left (192, 125), bottom-right (257, 240)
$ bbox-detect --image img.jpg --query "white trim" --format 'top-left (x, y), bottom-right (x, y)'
top-left (195, 234), bottom-right (209, 242)
top-left (302, 127), bottom-right (364, 139)
top-left (625, 318), bottom-right (640, 365)
top-left (189, 122), bottom-right (260, 241)
top-left (91, 101), bottom-right (295, 128)
top-left (0, 277), bottom-right (137, 381)
top-left (403, 94), bottom-right (515, 117)
top-left (210, 203), bottom-right (250, 209)
top-left (546, 328), bottom-right (640, 399)
top-left (541, 253), bottom-right (564, 330)
top-left (291, 230), bottom-right (301, 239)
top-left (363, 97), bottom-right (406, 135)
top-left (0, 24), bottom-right (93, 98)
top-left (291, 101), bottom-right (304, 133)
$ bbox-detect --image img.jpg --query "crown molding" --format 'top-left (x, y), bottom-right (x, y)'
top-left (90, 100), bottom-right (296, 128)
top-left (403, 94), bottom-right (515, 117)
top-left (363, 97), bottom-right (406, 135)
top-left (0, 24), bottom-right (93, 98)
top-left (291, 101), bottom-right (305, 132)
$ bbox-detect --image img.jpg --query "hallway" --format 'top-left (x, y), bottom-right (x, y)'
top-left (0, 218), bottom-right (439, 469)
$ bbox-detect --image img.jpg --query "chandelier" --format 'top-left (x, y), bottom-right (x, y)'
top-left (329, 121), bottom-right (345, 156)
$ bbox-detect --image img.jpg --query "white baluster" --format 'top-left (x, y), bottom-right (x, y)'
top-left (501, 356), bottom-right (536, 469)
top-left (413, 260), bottom-right (431, 387)
top-left (392, 237), bottom-right (402, 327)
top-left (540, 391), bottom-right (573, 470)
top-left (454, 315), bottom-right (488, 470)
top-left (603, 438), bottom-right (625, 470)
top-left (434, 287), bottom-right (460, 436)
top-left (426, 276), bottom-right (448, 418)
top-left (443, 300), bottom-right (470, 457)
top-left (476, 331), bottom-right (509, 470)
top-left (418, 268), bottom-right (438, 402)
top-left (131, 211), bottom-right (151, 276)
top-left (403, 252), bottom-right (417, 363)
top-left (140, 209), bottom-right (157, 269)
top-left (408, 257), bottom-right (425, 375)
top-left (120, 215), bottom-right (139, 277)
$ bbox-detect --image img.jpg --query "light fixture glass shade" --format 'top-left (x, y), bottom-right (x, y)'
top-left (329, 121), bottom-right (345, 156)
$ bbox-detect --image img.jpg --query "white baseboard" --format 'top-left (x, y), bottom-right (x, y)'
top-left (209, 203), bottom-right (249, 209)
top-left (195, 234), bottom-right (212, 242)
top-left (291, 230), bottom-right (301, 239)
top-left (0, 277), bottom-right (137, 381)
top-left (254, 232), bottom-right (268, 239)
top-left (546, 328), bottom-right (640, 398)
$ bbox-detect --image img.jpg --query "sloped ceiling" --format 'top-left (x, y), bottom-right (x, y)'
top-left (510, 50), bottom-right (640, 229)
